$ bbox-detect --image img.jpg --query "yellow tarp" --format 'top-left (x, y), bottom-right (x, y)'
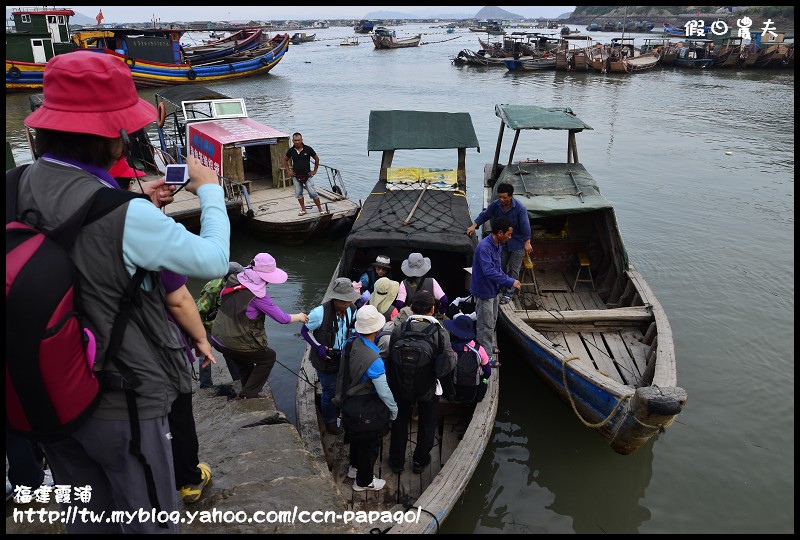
top-left (386, 167), bottom-right (457, 190)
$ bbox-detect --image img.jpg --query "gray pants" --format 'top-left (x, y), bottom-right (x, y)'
top-left (42, 415), bottom-right (178, 534)
top-left (475, 294), bottom-right (500, 354)
top-left (501, 248), bottom-right (524, 295)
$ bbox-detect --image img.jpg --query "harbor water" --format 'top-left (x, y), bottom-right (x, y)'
top-left (5, 24), bottom-right (794, 534)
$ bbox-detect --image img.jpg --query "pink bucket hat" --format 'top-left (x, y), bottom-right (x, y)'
top-left (237, 253), bottom-right (288, 298)
top-left (24, 50), bottom-right (157, 138)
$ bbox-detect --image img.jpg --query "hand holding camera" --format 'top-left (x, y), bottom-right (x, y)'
top-left (184, 154), bottom-right (221, 195)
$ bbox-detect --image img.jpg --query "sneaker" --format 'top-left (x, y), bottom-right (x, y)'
top-left (42, 469), bottom-right (54, 487)
top-left (352, 477), bottom-right (386, 492)
top-left (412, 461), bottom-right (427, 474)
top-left (325, 422), bottom-right (343, 436)
top-left (298, 210), bottom-right (307, 216)
top-left (499, 295), bottom-right (512, 305)
top-left (347, 466), bottom-right (358, 480)
top-left (180, 463), bottom-right (212, 504)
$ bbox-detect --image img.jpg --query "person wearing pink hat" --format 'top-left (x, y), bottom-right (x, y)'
top-left (211, 253), bottom-right (309, 400)
top-left (16, 50), bottom-right (230, 533)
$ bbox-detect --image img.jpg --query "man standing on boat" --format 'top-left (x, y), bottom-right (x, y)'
top-left (284, 132), bottom-right (325, 216)
top-left (466, 183), bottom-right (532, 304)
top-left (470, 217), bottom-right (520, 358)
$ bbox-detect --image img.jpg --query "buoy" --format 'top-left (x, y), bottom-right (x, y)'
top-left (725, 151), bottom-right (733, 155)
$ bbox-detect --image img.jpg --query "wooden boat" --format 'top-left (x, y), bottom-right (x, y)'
top-left (151, 85), bottom-right (360, 243)
top-left (340, 36), bottom-right (360, 46)
top-left (504, 55), bottom-right (557, 71)
top-left (674, 40), bottom-right (715, 69)
top-left (605, 37), bottom-right (660, 73)
top-left (290, 32), bottom-right (316, 44)
top-left (68, 29), bottom-right (290, 89)
top-left (371, 27), bottom-right (421, 49)
top-left (6, 7), bottom-right (78, 92)
top-left (182, 28), bottom-right (263, 64)
top-left (452, 48), bottom-right (520, 67)
top-left (296, 110), bottom-right (497, 533)
top-left (483, 104), bottom-right (686, 455)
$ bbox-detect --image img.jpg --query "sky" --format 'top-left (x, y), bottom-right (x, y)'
top-left (70, 6), bottom-right (576, 23)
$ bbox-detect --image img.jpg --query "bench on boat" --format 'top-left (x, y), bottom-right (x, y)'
top-left (516, 306), bottom-right (653, 324)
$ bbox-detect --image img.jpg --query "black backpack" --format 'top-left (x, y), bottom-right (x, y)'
top-left (451, 343), bottom-right (482, 402)
top-left (388, 318), bottom-right (440, 402)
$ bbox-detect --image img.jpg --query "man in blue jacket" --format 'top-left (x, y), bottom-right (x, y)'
top-left (470, 217), bottom-right (520, 357)
top-left (466, 183), bottom-right (532, 303)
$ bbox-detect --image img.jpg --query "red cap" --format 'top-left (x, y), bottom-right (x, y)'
top-left (108, 156), bottom-right (146, 179)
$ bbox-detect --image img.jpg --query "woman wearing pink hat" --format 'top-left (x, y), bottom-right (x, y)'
top-left (16, 50), bottom-right (230, 533)
top-left (211, 253), bottom-right (308, 399)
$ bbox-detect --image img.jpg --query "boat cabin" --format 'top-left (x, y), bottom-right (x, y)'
top-left (72, 27), bottom-right (184, 64)
top-left (7, 7), bottom-right (76, 64)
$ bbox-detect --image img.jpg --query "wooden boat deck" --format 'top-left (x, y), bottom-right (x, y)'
top-left (510, 268), bottom-right (649, 388)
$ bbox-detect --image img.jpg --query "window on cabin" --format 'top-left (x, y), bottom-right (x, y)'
top-left (47, 16), bottom-right (56, 24)
top-left (21, 15), bottom-right (31, 23)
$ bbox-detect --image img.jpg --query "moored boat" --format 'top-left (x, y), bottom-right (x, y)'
top-left (296, 110), bottom-right (497, 532)
top-left (182, 28), bottom-right (263, 64)
top-left (371, 27), bottom-right (421, 49)
top-left (504, 55), bottom-right (556, 71)
top-left (153, 85), bottom-right (360, 244)
top-left (483, 104), bottom-right (686, 455)
top-left (290, 32), bottom-right (316, 44)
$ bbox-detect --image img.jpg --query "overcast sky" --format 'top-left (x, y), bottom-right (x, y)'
top-left (70, 6), bottom-right (576, 23)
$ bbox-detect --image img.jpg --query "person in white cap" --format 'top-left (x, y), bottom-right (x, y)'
top-left (335, 305), bottom-right (398, 492)
top-left (211, 253), bottom-right (308, 399)
top-left (358, 254), bottom-right (393, 295)
top-left (301, 277), bottom-right (362, 435)
top-left (394, 252), bottom-right (449, 314)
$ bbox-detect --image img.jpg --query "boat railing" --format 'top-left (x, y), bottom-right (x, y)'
top-left (319, 164), bottom-right (349, 199)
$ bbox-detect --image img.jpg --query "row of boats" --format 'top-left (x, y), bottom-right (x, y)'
top-left (453, 31), bottom-right (795, 73)
top-left (12, 68), bottom-right (686, 530)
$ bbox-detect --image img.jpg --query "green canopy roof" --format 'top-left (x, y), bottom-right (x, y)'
top-left (495, 104), bottom-right (593, 131)
top-left (368, 110), bottom-right (480, 153)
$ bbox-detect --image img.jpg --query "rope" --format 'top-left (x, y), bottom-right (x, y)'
top-left (561, 355), bottom-right (633, 428)
top-left (420, 35), bottom-right (463, 46)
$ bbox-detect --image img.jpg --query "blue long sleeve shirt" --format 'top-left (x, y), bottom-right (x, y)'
top-left (472, 197), bottom-right (531, 252)
top-left (470, 234), bottom-right (515, 299)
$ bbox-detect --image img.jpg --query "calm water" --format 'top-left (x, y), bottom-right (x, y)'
top-left (6, 24), bottom-right (794, 533)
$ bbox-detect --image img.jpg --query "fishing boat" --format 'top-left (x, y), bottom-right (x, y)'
top-left (504, 55), bottom-right (557, 71)
top-left (606, 37), bottom-right (661, 73)
top-left (483, 104), bottom-right (686, 455)
top-left (296, 110), bottom-right (497, 532)
top-left (6, 7), bottom-right (77, 92)
top-left (290, 32), bottom-right (316, 44)
top-left (452, 48), bottom-right (517, 67)
top-left (340, 36), bottom-right (360, 46)
top-left (371, 27), bottom-right (421, 49)
top-left (673, 40), bottom-right (715, 69)
top-left (354, 20), bottom-right (377, 34)
top-left (151, 85), bottom-right (360, 243)
top-left (71, 29), bottom-right (290, 89)
top-left (182, 28), bottom-right (263, 64)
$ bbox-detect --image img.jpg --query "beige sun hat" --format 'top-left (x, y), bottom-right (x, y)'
top-left (369, 277), bottom-right (400, 316)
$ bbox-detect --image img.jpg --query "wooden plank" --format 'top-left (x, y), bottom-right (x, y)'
top-left (520, 306), bottom-right (653, 324)
top-left (582, 332), bottom-right (624, 383)
top-left (603, 331), bottom-right (642, 385)
top-left (620, 329), bottom-right (649, 376)
top-left (577, 290), bottom-right (606, 309)
top-left (563, 332), bottom-right (596, 372)
top-left (536, 269), bottom-right (571, 292)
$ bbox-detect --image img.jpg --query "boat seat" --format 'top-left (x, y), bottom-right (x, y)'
top-left (572, 250), bottom-right (595, 292)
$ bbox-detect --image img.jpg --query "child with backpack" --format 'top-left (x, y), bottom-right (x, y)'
top-left (443, 315), bottom-right (492, 404)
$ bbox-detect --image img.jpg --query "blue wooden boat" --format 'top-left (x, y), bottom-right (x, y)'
top-left (354, 19), bottom-right (376, 33)
top-left (182, 28), bottom-right (263, 64)
top-left (504, 56), bottom-right (556, 71)
top-left (482, 104), bottom-right (686, 455)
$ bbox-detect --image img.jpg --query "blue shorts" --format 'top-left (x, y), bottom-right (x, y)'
top-left (293, 176), bottom-right (319, 200)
